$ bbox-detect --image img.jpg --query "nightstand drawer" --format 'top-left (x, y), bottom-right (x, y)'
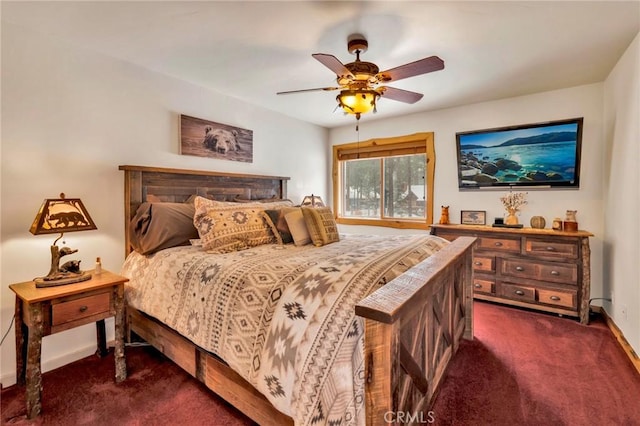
top-left (525, 239), bottom-right (578, 259)
top-left (52, 292), bottom-right (111, 326)
top-left (473, 256), bottom-right (495, 272)
top-left (477, 236), bottom-right (521, 253)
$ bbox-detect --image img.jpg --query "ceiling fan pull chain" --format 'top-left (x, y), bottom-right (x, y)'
top-left (356, 119), bottom-right (361, 159)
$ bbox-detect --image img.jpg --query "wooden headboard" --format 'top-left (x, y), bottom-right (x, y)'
top-left (119, 165), bottom-right (290, 255)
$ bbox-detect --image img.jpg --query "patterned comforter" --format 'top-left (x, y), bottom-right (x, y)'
top-left (121, 233), bottom-right (448, 425)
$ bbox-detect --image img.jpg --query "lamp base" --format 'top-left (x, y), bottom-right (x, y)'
top-left (35, 271), bottom-right (92, 288)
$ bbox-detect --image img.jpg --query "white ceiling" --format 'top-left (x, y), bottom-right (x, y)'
top-left (3, 1), bottom-right (639, 128)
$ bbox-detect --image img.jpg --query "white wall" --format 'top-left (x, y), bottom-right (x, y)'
top-left (0, 23), bottom-right (328, 386)
top-left (330, 84), bottom-right (607, 319)
top-left (603, 33), bottom-right (639, 352)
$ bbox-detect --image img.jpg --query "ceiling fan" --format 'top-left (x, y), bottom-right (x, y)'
top-left (277, 34), bottom-right (445, 120)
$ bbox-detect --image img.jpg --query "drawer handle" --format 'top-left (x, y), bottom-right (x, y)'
top-left (494, 242), bottom-right (503, 247)
top-left (515, 266), bottom-right (525, 271)
top-left (474, 283), bottom-right (482, 288)
top-left (550, 270), bottom-right (560, 276)
top-left (79, 305), bottom-right (88, 313)
top-left (546, 246), bottom-right (556, 251)
top-left (474, 261), bottom-right (483, 266)
top-left (514, 290), bottom-right (525, 296)
top-left (550, 295), bottom-right (561, 301)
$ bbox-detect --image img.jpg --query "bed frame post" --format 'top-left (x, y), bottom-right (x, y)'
top-left (356, 236), bottom-right (475, 425)
top-left (122, 168), bottom-right (142, 257)
top-left (362, 320), bottom-right (396, 422)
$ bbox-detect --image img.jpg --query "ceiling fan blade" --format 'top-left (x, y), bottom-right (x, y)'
top-left (277, 86), bottom-right (341, 95)
top-left (312, 53), bottom-right (354, 79)
top-left (378, 86), bottom-right (424, 104)
top-left (377, 56), bottom-right (444, 83)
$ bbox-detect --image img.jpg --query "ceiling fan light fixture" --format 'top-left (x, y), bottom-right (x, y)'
top-left (277, 35), bottom-right (444, 123)
top-left (337, 89), bottom-right (379, 117)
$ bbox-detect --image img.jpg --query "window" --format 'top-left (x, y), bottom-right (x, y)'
top-left (332, 133), bottom-right (435, 229)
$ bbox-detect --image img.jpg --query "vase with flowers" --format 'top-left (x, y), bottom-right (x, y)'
top-left (500, 192), bottom-right (527, 225)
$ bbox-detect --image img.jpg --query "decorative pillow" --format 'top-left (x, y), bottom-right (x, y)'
top-left (194, 196), bottom-right (285, 253)
top-left (284, 209), bottom-right (312, 246)
top-left (301, 207), bottom-right (340, 247)
top-left (261, 207), bottom-right (298, 244)
top-left (129, 202), bottom-right (199, 255)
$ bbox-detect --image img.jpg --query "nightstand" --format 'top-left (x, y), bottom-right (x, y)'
top-left (9, 269), bottom-right (128, 419)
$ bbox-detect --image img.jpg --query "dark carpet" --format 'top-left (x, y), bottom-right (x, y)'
top-left (431, 302), bottom-right (640, 425)
top-left (1, 344), bottom-right (253, 426)
top-left (2, 302), bottom-right (639, 425)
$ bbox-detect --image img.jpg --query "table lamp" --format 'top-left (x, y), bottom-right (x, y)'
top-left (300, 194), bottom-right (324, 208)
top-left (29, 193), bottom-right (97, 287)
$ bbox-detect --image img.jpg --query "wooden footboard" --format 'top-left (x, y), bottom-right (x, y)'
top-left (356, 236), bottom-right (475, 425)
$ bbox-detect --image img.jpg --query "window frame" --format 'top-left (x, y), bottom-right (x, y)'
top-left (332, 132), bottom-right (436, 230)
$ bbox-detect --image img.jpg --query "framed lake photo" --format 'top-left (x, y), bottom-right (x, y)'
top-left (180, 114), bottom-right (253, 163)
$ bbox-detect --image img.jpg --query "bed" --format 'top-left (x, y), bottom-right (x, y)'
top-left (119, 165), bottom-right (475, 425)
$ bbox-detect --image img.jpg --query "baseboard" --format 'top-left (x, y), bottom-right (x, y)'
top-left (591, 305), bottom-right (640, 376)
top-left (0, 343), bottom-right (99, 388)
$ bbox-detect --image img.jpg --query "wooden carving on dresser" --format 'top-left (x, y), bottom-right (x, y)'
top-left (431, 224), bottom-right (593, 324)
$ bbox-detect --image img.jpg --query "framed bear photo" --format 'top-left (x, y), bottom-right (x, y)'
top-left (180, 114), bottom-right (253, 163)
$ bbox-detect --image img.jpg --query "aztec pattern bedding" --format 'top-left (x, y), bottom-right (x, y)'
top-left (121, 233), bottom-right (448, 425)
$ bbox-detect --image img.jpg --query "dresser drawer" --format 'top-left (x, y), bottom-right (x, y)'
top-left (501, 259), bottom-right (578, 284)
top-left (499, 283), bottom-right (535, 302)
top-left (52, 292), bottom-right (111, 326)
top-left (473, 279), bottom-right (494, 294)
top-left (477, 236), bottom-right (521, 253)
top-left (473, 256), bottom-right (495, 272)
top-left (525, 239), bottom-right (578, 259)
top-left (537, 288), bottom-right (577, 309)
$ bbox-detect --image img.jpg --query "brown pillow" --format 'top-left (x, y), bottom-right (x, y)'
top-left (261, 207), bottom-right (298, 244)
top-left (301, 207), bottom-right (340, 247)
top-left (129, 202), bottom-right (199, 255)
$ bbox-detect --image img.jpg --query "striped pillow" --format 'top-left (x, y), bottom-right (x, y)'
top-left (301, 207), bottom-right (340, 247)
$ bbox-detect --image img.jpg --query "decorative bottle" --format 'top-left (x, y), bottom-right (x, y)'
top-left (95, 257), bottom-right (102, 275)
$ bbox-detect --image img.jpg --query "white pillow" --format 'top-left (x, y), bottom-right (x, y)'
top-left (284, 209), bottom-right (311, 246)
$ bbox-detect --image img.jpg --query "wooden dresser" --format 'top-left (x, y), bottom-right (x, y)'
top-left (431, 224), bottom-right (593, 324)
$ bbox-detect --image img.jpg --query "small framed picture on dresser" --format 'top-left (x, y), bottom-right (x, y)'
top-left (461, 210), bottom-right (486, 225)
